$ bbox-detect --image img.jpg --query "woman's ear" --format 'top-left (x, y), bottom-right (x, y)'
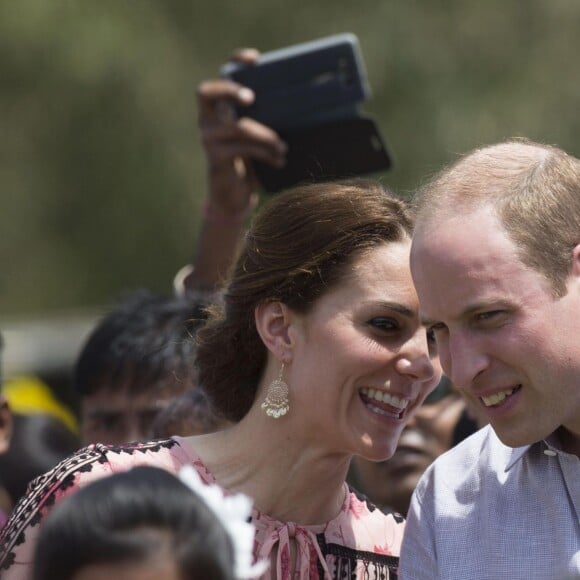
top-left (255, 302), bottom-right (293, 356)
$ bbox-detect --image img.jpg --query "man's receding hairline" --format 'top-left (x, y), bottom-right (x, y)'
top-left (414, 139), bottom-right (559, 225)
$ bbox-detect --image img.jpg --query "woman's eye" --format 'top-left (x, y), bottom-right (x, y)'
top-left (368, 317), bottom-right (397, 332)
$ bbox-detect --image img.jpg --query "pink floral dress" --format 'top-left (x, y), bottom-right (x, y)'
top-left (0, 437), bottom-right (404, 579)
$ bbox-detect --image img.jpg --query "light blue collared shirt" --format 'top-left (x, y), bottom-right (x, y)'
top-left (400, 425), bottom-right (580, 580)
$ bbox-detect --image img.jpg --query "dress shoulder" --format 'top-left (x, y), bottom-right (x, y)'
top-left (0, 438), bottom-right (183, 577)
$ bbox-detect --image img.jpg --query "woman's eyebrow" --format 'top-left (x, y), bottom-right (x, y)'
top-left (372, 301), bottom-right (415, 318)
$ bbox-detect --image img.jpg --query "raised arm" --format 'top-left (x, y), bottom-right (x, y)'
top-left (180, 49), bottom-right (287, 296)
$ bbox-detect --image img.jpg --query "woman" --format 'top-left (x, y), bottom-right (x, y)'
top-left (0, 180), bottom-right (440, 579)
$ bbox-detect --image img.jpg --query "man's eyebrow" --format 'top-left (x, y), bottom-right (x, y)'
top-left (86, 410), bottom-right (121, 418)
top-left (420, 315), bottom-right (438, 327)
top-left (419, 300), bottom-right (511, 328)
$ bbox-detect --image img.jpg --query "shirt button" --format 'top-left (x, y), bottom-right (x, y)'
top-left (543, 449), bottom-right (557, 457)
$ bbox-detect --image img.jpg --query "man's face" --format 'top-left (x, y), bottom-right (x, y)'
top-left (410, 205), bottom-right (580, 449)
top-left (80, 384), bottom-right (187, 446)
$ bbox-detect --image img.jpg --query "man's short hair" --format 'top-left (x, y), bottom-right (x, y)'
top-left (74, 290), bottom-right (206, 398)
top-left (414, 139), bottom-right (580, 295)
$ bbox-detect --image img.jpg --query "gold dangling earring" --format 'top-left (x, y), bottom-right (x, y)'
top-left (261, 363), bottom-right (290, 419)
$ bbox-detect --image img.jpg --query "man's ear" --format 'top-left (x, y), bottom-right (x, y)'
top-left (569, 243), bottom-right (580, 295)
top-left (572, 244), bottom-right (580, 276)
top-left (255, 301), bottom-right (294, 357)
top-left (0, 396), bottom-right (13, 454)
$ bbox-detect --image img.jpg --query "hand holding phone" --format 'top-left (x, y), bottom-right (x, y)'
top-left (197, 50), bottom-right (287, 210)
top-left (220, 34), bottom-right (393, 193)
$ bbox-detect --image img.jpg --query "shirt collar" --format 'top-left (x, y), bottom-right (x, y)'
top-left (504, 431), bottom-right (566, 471)
top-left (505, 444), bottom-right (531, 471)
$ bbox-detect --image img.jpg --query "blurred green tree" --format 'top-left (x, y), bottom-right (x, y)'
top-left (2, 0), bottom-right (580, 316)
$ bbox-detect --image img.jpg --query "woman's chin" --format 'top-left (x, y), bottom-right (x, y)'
top-left (357, 444), bottom-right (397, 463)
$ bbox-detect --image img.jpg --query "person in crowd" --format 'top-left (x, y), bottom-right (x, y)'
top-left (75, 290), bottom-right (204, 446)
top-left (0, 397), bottom-right (11, 529)
top-left (348, 375), bottom-right (481, 515)
top-left (0, 333), bottom-right (14, 529)
top-left (152, 387), bottom-right (229, 439)
top-left (178, 47), bottom-right (287, 299)
top-left (0, 412), bottom-right (80, 514)
top-left (32, 466), bottom-right (258, 580)
top-left (0, 179), bottom-right (440, 579)
top-left (2, 375), bottom-right (78, 436)
top-left (0, 374), bottom-right (79, 524)
top-left (75, 48), bottom-right (286, 447)
top-left (400, 139), bottom-right (580, 579)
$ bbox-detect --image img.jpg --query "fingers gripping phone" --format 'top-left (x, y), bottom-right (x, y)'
top-left (221, 34), bottom-right (393, 193)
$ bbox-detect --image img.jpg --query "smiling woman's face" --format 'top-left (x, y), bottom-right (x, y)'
top-left (284, 240), bottom-right (441, 462)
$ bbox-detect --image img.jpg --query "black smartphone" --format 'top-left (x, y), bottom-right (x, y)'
top-left (253, 116), bottom-right (392, 193)
top-left (220, 34), bottom-right (393, 192)
top-left (220, 33), bottom-right (369, 130)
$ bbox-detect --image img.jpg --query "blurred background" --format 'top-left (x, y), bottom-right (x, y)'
top-left (2, 0), bottom-right (580, 410)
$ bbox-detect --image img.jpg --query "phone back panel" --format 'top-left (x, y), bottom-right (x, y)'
top-left (254, 116), bottom-right (393, 193)
top-left (221, 34), bottom-right (370, 130)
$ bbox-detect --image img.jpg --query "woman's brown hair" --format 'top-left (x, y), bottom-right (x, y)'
top-left (195, 179), bottom-right (414, 422)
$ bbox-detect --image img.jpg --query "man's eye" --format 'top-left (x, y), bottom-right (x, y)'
top-left (476, 310), bottom-right (503, 321)
top-left (426, 328), bottom-right (437, 344)
top-left (96, 415), bottom-right (122, 432)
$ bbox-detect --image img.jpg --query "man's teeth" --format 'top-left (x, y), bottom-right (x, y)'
top-left (481, 388), bottom-right (516, 407)
top-left (360, 388), bottom-right (409, 410)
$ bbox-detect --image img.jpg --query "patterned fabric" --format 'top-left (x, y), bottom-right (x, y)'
top-left (400, 425), bottom-right (580, 580)
top-left (0, 437), bottom-right (404, 579)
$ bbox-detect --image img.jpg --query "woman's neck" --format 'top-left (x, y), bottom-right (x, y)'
top-left (183, 419), bottom-right (352, 525)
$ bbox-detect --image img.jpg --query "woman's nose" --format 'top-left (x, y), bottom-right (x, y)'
top-left (395, 332), bottom-right (439, 383)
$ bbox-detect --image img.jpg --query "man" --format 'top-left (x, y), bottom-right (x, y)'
top-left (75, 290), bottom-right (204, 445)
top-left (0, 375), bottom-right (79, 513)
top-left (399, 139), bottom-right (580, 579)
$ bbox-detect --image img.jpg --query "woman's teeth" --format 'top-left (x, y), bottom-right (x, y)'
top-left (360, 388), bottom-right (409, 410)
top-left (481, 387), bottom-right (517, 407)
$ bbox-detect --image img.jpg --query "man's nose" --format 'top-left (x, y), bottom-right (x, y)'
top-left (443, 332), bottom-right (489, 389)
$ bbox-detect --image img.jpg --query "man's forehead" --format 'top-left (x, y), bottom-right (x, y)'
top-left (413, 202), bottom-right (498, 240)
top-left (411, 232), bottom-right (522, 325)
top-left (412, 207), bottom-right (513, 270)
